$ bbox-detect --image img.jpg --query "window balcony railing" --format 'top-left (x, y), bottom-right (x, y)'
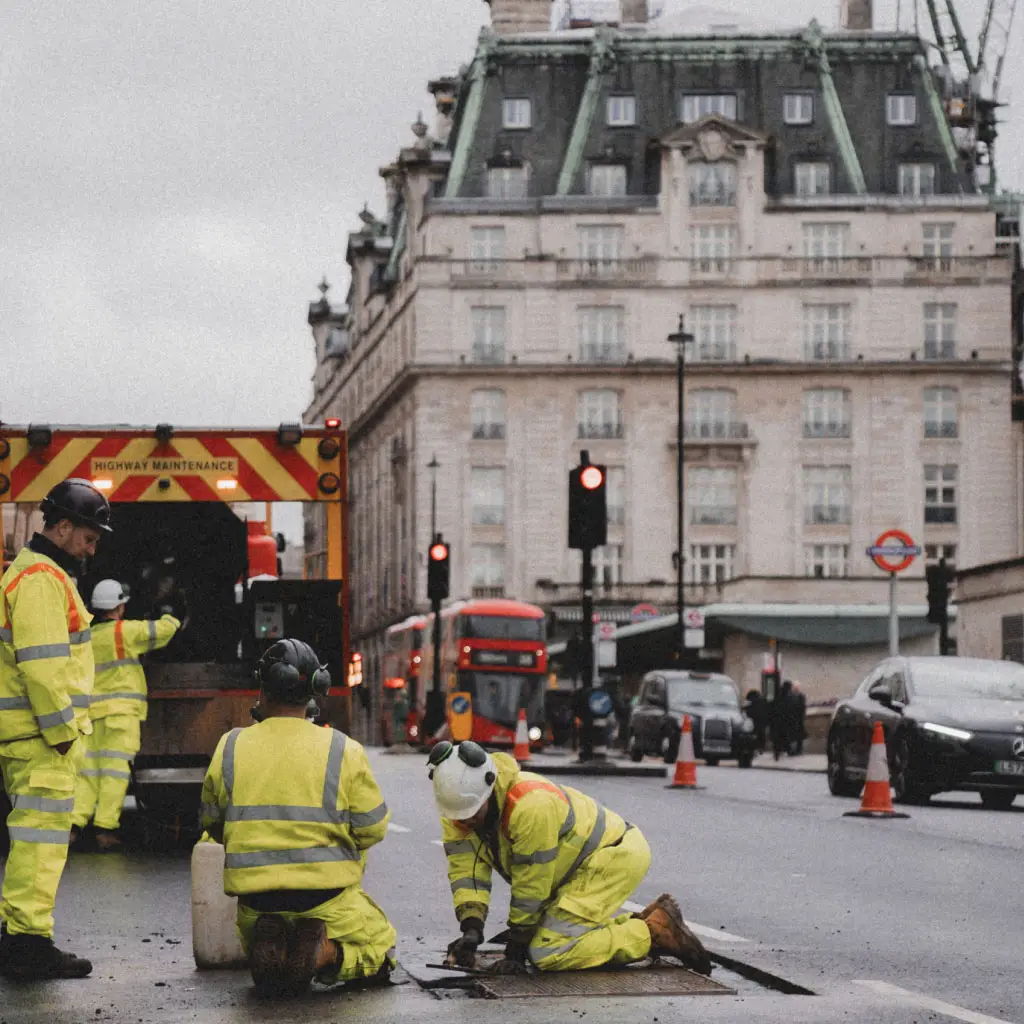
top-left (691, 257), bottom-right (735, 276)
top-left (471, 423), bottom-right (506, 441)
top-left (684, 421), bottom-right (749, 441)
top-left (689, 507), bottom-right (738, 526)
top-left (471, 345), bottom-right (506, 364)
top-left (689, 186), bottom-right (737, 207)
top-left (472, 507), bottom-right (505, 526)
top-left (803, 422), bottom-right (852, 439)
top-left (578, 344), bottom-right (626, 363)
top-left (924, 421), bottom-right (958, 439)
top-left (556, 258), bottom-right (656, 283)
top-left (472, 585), bottom-right (505, 598)
top-left (805, 343), bottom-right (852, 362)
top-left (765, 257), bottom-right (873, 283)
top-left (805, 505), bottom-right (851, 525)
top-left (578, 422), bottom-right (625, 440)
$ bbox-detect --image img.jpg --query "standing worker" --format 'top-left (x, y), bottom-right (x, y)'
top-left (0, 478), bottom-right (112, 980)
top-left (200, 639), bottom-right (397, 997)
top-left (430, 740), bottom-right (711, 975)
top-left (71, 579), bottom-right (183, 850)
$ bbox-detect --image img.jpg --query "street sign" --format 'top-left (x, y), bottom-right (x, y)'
top-left (867, 529), bottom-right (921, 573)
top-left (685, 628), bottom-right (705, 649)
top-left (684, 608), bottom-right (705, 629)
top-left (630, 602), bottom-right (659, 622)
top-left (597, 640), bottom-right (616, 668)
top-left (589, 690), bottom-right (614, 718)
top-left (597, 621), bottom-right (617, 641)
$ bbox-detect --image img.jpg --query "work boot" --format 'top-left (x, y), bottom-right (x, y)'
top-left (0, 932), bottom-right (93, 980)
top-left (633, 892), bottom-right (677, 921)
top-left (250, 915), bottom-right (289, 997)
top-left (285, 918), bottom-right (336, 995)
top-left (93, 829), bottom-right (123, 853)
top-left (644, 896), bottom-right (713, 976)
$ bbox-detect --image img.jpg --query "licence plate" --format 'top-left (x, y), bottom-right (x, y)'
top-left (994, 761), bottom-right (1024, 776)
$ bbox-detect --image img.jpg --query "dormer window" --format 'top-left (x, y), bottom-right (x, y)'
top-left (587, 164), bottom-right (628, 197)
top-left (502, 98), bottom-right (532, 129)
top-left (606, 95), bottom-right (636, 127)
top-left (689, 163), bottom-right (736, 206)
top-left (680, 93), bottom-right (737, 124)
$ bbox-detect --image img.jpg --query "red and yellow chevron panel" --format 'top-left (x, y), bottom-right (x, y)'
top-left (0, 428), bottom-right (347, 504)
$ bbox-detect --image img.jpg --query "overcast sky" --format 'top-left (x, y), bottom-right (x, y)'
top-left (1, 1), bottom-right (1021, 539)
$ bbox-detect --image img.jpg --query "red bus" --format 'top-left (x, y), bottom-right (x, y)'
top-left (421, 598), bottom-right (548, 748)
top-left (383, 615), bottom-right (425, 743)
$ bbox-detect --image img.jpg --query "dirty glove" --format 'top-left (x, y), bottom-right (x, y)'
top-left (446, 919), bottom-right (484, 967)
top-left (491, 936), bottom-right (530, 975)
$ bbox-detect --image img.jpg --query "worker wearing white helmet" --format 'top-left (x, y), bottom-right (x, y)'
top-left (71, 579), bottom-right (182, 851)
top-left (429, 740), bottom-right (711, 975)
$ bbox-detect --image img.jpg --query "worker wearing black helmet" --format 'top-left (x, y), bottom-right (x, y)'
top-left (0, 478), bottom-right (112, 980)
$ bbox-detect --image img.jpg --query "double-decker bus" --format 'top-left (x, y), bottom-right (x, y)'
top-left (383, 615), bottom-right (426, 743)
top-left (421, 598), bottom-right (548, 748)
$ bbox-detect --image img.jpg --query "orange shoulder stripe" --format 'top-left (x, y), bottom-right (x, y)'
top-left (3, 563), bottom-right (81, 633)
top-left (501, 779), bottom-right (567, 837)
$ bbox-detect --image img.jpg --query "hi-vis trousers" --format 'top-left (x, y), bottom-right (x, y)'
top-left (527, 825), bottom-right (653, 971)
top-left (1, 736), bottom-right (84, 937)
top-left (72, 715), bottom-right (140, 831)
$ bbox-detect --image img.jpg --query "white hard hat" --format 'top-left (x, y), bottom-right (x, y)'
top-left (428, 741), bottom-right (497, 820)
top-left (91, 579), bottom-right (129, 611)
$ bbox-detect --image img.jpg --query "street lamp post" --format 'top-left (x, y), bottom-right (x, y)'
top-left (428, 454), bottom-right (440, 541)
top-left (668, 315), bottom-right (695, 663)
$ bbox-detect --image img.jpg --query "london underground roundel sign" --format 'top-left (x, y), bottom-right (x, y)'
top-left (866, 529), bottom-right (921, 573)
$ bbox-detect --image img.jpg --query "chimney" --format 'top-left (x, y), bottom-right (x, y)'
top-left (840, 0), bottom-right (872, 30)
top-left (485, 0), bottom-right (551, 35)
top-left (620, 0), bottom-right (648, 24)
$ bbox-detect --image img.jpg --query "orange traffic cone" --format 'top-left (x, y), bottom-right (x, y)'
top-left (513, 708), bottom-right (531, 762)
top-left (844, 722), bottom-right (910, 819)
top-left (667, 715), bottom-right (703, 790)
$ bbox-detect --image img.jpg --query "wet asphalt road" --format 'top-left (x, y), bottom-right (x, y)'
top-left (1, 749), bottom-right (1022, 1024)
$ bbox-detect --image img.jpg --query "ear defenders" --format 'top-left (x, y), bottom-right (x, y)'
top-left (254, 639), bottom-right (331, 700)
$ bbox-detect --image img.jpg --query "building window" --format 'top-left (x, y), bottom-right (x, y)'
top-left (925, 543), bottom-right (957, 571)
top-left (606, 95), bottom-right (636, 126)
top-left (486, 166), bottom-right (528, 199)
top-left (577, 224), bottom-right (624, 264)
top-left (680, 93), bottom-right (737, 123)
top-left (924, 464), bottom-right (958, 524)
top-left (471, 544), bottom-right (505, 595)
top-left (470, 227), bottom-right (506, 268)
top-left (924, 303), bottom-right (956, 359)
top-left (803, 389), bottom-right (852, 438)
top-left (795, 162), bottom-right (831, 197)
top-left (691, 306), bottom-right (736, 361)
top-left (804, 543), bottom-right (849, 578)
top-left (887, 94), bottom-right (917, 125)
top-left (691, 224), bottom-right (736, 273)
top-left (686, 544), bottom-right (735, 584)
top-left (502, 98), bottom-right (532, 129)
top-left (804, 305), bottom-right (852, 361)
top-left (471, 467), bottom-right (505, 526)
top-left (471, 389), bottom-right (506, 440)
top-left (898, 163), bottom-right (936, 197)
top-left (923, 223), bottom-right (954, 266)
top-left (578, 306), bottom-right (625, 362)
top-left (802, 222), bottom-right (849, 263)
top-left (688, 467), bottom-right (738, 525)
top-left (688, 390), bottom-right (738, 439)
top-left (471, 306), bottom-right (506, 363)
top-left (784, 93), bottom-right (814, 125)
top-left (689, 162), bottom-right (736, 206)
top-left (593, 545), bottom-right (624, 587)
top-left (923, 387), bottom-right (958, 438)
top-left (804, 466), bottom-right (852, 525)
top-left (606, 467), bottom-right (625, 526)
top-left (578, 389), bottom-right (624, 439)
top-left (587, 164), bottom-right (628, 197)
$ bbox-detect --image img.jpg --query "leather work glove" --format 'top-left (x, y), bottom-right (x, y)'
top-left (490, 934), bottom-right (530, 975)
top-left (445, 919), bottom-right (484, 967)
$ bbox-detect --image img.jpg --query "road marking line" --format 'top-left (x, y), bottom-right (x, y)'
top-left (622, 902), bottom-right (749, 943)
top-left (855, 980), bottom-right (1016, 1024)
top-left (387, 823), bottom-right (410, 833)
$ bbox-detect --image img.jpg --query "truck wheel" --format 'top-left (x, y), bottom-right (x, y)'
top-left (628, 733), bottom-right (644, 763)
top-left (737, 753), bottom-right (753, 769)
top-left (663, 730), bottom-right (680, 765)
top-left (980, 790), bottom-right (1017, 811)
top-left (704, 757), bottom-right (720, 767)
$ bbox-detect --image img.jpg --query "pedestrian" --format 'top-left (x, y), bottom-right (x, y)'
top-left (200, 639), bottom-right (397, 997)
top-left (429, 740), bottom-right (711, 975)
top-left (0, 478), bottom-right (113, 980)
top-left (790, 681), bottom-right (807, 756)
top-left (770, 680), bottom-right (793, 761)
top-left (70, 579), bottom-right (183, 851)
top-left (744, 689), bottom-right (769, 753)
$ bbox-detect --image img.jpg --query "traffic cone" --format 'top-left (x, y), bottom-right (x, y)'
top-left (513, 708), bottom-right (531, 762)
top-left (844, 722), bottom-right (910, 819)
top-left (667, 715), bottom-right (703, 790)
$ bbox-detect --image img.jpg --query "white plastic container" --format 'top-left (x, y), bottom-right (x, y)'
top-left (191, 841), bottom-right (248, 969)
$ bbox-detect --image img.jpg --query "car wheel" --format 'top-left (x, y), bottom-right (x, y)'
top-left (827, 730), bottom-right (861, 798)
top-left (663, 730), bottom-right (680, 765)
top-left (891, 734), bottom-right (929, 805)
top-left (704, 757), bottom-right (720, 767)
top-left (980, 790), bottom-right (1017, 811)
top-left (737, 752), bottom-right (753, 769)
top-left (628, 732), bottom-right (644, 763)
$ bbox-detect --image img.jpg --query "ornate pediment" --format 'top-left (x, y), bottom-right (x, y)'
top-left (655, 115), bottom-right (768, 158)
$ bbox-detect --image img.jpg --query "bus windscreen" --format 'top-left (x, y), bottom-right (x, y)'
top-left (464, 616), bottom-right (545, 641)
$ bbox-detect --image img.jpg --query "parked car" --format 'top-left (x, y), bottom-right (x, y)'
top-left (827, 656), bottom-right (1024, 809)
top-left (628, 670), bottom-right (758, 767)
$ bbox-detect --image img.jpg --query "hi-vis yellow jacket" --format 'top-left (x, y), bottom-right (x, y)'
top-left (442, 753), bottom-right (629, 934)
top-left (200, 717), bottom-right (390, 896)
top-left (88, 615), bottom-right (180, 722)
top-left (0, 547), bottom-right (93, 746)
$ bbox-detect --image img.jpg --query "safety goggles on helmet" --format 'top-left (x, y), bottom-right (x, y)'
top-left (427, 739), bottom-right (488, 777)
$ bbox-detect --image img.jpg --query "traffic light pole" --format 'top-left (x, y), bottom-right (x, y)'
top-left (579, 546), bottom-right (595, 762)
top-left (429, 591), bottom-right (443, 731)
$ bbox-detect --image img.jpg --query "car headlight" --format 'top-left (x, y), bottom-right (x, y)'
top-left (740, 718), bottom-right (754, 733)
top-left (528, 727), bottom-right (541, 742)
top-left (922, 722), bottom-right (973, 742)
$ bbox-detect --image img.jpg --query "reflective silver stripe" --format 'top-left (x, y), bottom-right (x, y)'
top-left (94, 661), bottom-right (141, 673)
top-left (558, 802), bottom-right (576, 839)
top-left (69, 629), bottom-right (91, 645)
top-left (8, 826), bottom-right (69, 844)
top-left (224, 845), bottom-right (362, 869)
top-left (16, 643), bottom-right (71, 663)
top-left (222, 728), bottom-right (242, 798)
top-left (0, 627), bottom-right (13, 643)
top-left (70, 694), bottom-right (91, 708)
top-left (444, 840), bottom-right (476, 856)
top-left (13, 795), bottom-right (75, 813)
top-left (538, 915), bottom-right (591, 939)
top-left (80, 768), bottom-right (132, 780)
top-left (225, 805), bottom-right (346, 823)
top-left (511, 897), bottom-right (545, 914)
top-left (530, 937), bottom-right (580, 962)
top-left (90, 691), bottom-right (145, 701)
top-left (86, 750), bottom-right (134, 761)
top-left (36, 705), bottom-right (75, 729)
top-left (201, 802), bottom-right (222, 822)
top-left (0, 696), bottom-right (31, 711)
top-left (555, 805), bottom-right (606, 893)
top-left (147, 621), bottom-right (157, 651)
top-left (451, 877), bottom-right (491, 894)
top-left (511, 846), bottom-right (559, 866)
top-left (322, 729), bottom-right (345, 812)
top-left (349, 802), bottom-right (388, 828)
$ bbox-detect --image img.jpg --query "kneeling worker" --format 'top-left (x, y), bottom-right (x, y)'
top-left (431, 741), bottom-right (711, 975)
top-left (201, 640), bottom-right (396, 996)
top-left (72, 579), bottom-right (182, 850)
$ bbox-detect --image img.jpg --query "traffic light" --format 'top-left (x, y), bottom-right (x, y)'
top-left (427, 535), bottom-right (450, 603)
top-left (926, 559), bottom-right (950, 626)
top-left (568, 457), bottom-right (607, 550)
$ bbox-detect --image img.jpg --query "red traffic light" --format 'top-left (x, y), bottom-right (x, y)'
top-left (580, 466), bottom-right (604, 490)
top-left (429, 542), bottom-right (449, 561)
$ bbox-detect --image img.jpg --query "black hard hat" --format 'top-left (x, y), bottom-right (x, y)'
top-left (254, 639), bottom-right (330, 705)
top-left (40, 478), bottom-right (113, 534)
